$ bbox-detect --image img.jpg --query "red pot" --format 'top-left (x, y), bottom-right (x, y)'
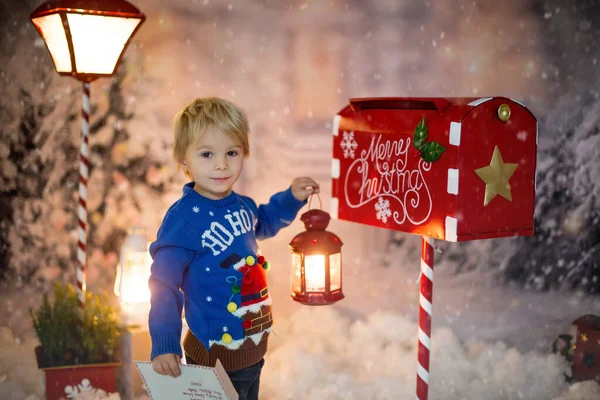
top-left (41, 363), bottom-right (121, 400)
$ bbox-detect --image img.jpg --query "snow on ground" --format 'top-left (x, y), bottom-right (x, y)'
top-left (3, 230), bottom-right (600, 399)
top-left (2, 267), bottom-right (600, 399)
top-left (3, 307), bottom-right (600, 399)
top-left (262, 307), bottom-right (600, 400)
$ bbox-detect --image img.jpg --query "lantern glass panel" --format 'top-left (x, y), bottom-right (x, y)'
top-left (119, 249), bottom-right (151, 304)
top-left (305, 254), bottom-right (326, 292)
top-left (32, 14), bottom-right (72, 72)
top-left (291, 252), bottom-right (302, 293)
top-left (67, 13), bottom-right (141, 74)
top-left (329, 252), bottom-right (341, 291)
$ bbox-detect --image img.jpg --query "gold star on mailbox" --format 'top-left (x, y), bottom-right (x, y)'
top-left (581, 333), bottom-right (588, 343)
top-left (475, 146), bottom-right (518, 206)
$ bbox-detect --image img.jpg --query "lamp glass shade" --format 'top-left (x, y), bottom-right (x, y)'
top-left (304, 254), bottom-right (326, 292)
top-left (67, 13), bottom-right (141, 74)
top-left (329, 253), bottom-right (341, 291)
top-left (31, 14), bottom-right (72, 72)
top-left (291, 252), bottom-right (302, 293)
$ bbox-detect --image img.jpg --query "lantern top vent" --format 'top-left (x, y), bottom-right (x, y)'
top-left (301, 209), bottom-right (331, 230)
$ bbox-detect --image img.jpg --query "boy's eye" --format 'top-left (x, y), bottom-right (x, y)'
top-left (227, 150), bottom-right (239, 157)
top-left (200, 152), bottom-right (212, 158)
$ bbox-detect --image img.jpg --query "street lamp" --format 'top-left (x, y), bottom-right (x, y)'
top-left (30, 0), bottom-right (145, 317)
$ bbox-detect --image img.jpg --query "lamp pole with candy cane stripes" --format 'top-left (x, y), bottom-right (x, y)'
top-left (30, 0), bottom-right (145, 317)
top-left (76, 82), bottom-right (91, 312)
top-left (417, 237), bottom-right (435, 400)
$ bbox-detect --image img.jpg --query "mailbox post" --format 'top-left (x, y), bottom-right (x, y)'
top-left (331, 97), bottom-right (538, 400)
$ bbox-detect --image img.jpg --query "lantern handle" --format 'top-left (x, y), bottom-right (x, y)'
top-left (308, 191), bottom-right (322, 211)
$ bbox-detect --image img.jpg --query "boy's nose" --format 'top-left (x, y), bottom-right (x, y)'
top-left (214, 157), bottom-right (228, 170)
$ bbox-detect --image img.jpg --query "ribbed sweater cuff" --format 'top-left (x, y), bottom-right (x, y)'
top-left (282, 187), bottom-right (306, 211)
top-left (151, 332), bottom-right (183, 360)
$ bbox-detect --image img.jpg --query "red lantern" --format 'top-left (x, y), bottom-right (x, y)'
top-left (290, 197), bottom-right (344, 305)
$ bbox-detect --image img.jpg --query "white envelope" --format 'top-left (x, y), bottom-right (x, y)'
top-left (135, 359), bottom-right (238, 400)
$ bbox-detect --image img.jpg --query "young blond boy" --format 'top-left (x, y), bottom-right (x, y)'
top-left (148, 97), bottom-right (319, 399)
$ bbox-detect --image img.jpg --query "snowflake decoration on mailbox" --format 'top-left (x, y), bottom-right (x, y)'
top-left (375, 198), bottom-right (391, 223)
top-left (340, 131), bottom-right (358, 159)
top-left (331, 97), bottom-right (538, 242)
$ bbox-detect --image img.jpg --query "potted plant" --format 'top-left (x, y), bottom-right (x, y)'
top-left (30, 282), bottom-right (124, 400)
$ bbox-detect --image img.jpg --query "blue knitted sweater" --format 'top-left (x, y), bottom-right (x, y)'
top-left (148, 182), bottom-right (306, 368)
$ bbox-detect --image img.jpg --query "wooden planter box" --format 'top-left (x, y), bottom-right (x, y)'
top-left (36, 347), bottom-right (121, 399)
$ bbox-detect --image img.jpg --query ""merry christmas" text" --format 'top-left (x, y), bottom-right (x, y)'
top-left (344, 134), bottom-right (432, 225)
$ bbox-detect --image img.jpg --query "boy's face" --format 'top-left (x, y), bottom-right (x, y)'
top-left (180, 125), bottom-right (244, 200)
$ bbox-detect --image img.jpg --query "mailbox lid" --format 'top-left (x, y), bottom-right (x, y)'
top-left (455, 98), bottom-right (537, 240)
top-left (339, 97), bottom-right (481, 134)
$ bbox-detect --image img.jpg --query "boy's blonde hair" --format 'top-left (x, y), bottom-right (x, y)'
top-left (173, 97), bottom-right (250, 165)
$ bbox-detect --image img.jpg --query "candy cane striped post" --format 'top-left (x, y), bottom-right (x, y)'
top-left (417, 236), bottom-right (434, 400)
top-left (76, 82), bottom-right (91, 318)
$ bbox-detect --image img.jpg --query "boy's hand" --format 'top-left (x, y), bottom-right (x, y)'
top-left (291, 177), bottom-right (320, 201)
top-left (152, 353), bottom-right (182, 378)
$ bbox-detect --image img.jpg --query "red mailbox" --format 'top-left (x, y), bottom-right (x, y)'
top-left (331, 97), bottom-right (538, 241)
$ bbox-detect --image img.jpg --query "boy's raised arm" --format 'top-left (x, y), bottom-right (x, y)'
top-left (253, 187), bottom-right (305, 240)
top-left (246, 177), bottom-right (319, 240)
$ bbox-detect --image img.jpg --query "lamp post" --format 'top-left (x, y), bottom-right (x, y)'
top-left (289, 202), bottom-right (344, 305)
top-left (30, 0), bottom-right (145, 318)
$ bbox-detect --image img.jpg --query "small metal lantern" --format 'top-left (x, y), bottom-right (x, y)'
top-left (114, 227), bottom-right (152, 305)
top-left (289, 195), bottom-right (344, 305)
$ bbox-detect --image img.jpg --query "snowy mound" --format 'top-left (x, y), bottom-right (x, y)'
top-left (262, 307), bottom-right (600, 400)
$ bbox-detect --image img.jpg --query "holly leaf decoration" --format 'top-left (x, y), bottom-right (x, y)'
top-left (413, 117), bottom-right (428, 151)
top-left (412, 117), bottom-right (445, 162)
top-left (421, 141), bottom-right (446, 162)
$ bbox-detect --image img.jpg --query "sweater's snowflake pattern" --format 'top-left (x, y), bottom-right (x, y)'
top-left (375, 197), bottom-right (391, 223)
top-left (192, 206), bottom-right (200, 213)
top-left (223, 326), bottom-right (228, 332)
top-left (206, 296), bottom-right (212, 302)
top-left (340, 131), bottom-right (358, 159)
top-left (206, 267), bottom-right (210, 272)
top-left (209, 211), bottom-right (214, 216)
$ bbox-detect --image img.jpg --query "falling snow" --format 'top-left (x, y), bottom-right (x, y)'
top-left (1, 0), bottom-right (599, 399)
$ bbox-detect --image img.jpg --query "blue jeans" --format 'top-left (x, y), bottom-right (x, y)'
top-left (186, 356), bottom-right (264, 400)
top-left (226, 358), bottom-right (264, 400)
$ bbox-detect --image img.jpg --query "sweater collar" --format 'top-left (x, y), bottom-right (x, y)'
top-left (183, 182), bottom-right (237, 207)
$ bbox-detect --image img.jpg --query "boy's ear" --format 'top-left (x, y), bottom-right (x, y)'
top-left (179, 159), bottom-right (188, 173)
